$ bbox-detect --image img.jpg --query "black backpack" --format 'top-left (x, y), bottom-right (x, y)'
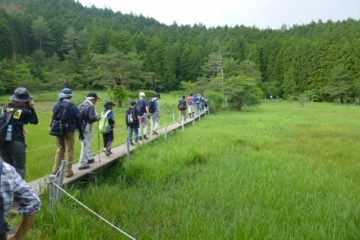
top-left (178, 99), bottom-right (187, 110)
top-left (0, 107), bottom-right (16, 142)
top-left (49, 103), bottom-right (72, 136)
top-left (148, 98), bottom-right (157, 113)
top-left (126, 108), bottom-right (137, 125)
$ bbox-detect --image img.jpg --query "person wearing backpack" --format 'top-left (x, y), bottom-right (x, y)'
top-left (50, 88), bottom-right (84, 178)
top-left (101, 101), bottom-right (115, 156)
top-left (77, 93), bottom-right (100, 170)
top-left (178, 95), bottom-right (187, 123)
top-left (149, 93), bottom-right (160, 135)
top-left (0, 88), bottom-right (38, 179)
top-left (0, 160), bottom-right (41, 240)
top-left (187, 93), bottom-right (194, 118)
top-left (137, 92), bottom-right (149, 140)
top-left (125, 101), bottom-right (139, 146)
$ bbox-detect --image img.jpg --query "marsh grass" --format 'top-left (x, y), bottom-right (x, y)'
top-left (21, 101), bottom-right (360, 239)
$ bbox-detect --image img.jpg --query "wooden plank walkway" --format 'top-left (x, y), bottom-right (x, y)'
top-left (29, 111), bottom-right (207, 194)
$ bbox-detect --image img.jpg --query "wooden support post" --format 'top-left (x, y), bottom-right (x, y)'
top-left (164, 124), bottom-right (168, 140)
top-left (182, 116), bottom-right (184, 131)
top-left (172, 113), bottom-right (175, 123)
top-left (56, 160), bottom-right (66, 201)
top-left (48, 175), bottom-right (55, 213)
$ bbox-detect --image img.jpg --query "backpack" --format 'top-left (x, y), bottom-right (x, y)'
top-left (136, 100), bottom-right (146, 116)
top-left (0, 107), bottom-right (16, 142)
top-left (178, 99), bottom-right (187, 110)
top-left (148, 98), bottom-right (157, 113)
top-left (98, 110), bottom-right (111, 134)
top-left (49, 103), bottom-right (72, 136)
top-left (187, 97), bottom-right (193, 105)
top-left (126, 108), bottom-right (137, 125)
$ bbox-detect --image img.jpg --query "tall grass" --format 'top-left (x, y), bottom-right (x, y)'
top-left (27, 101), bottom-right (360, 239)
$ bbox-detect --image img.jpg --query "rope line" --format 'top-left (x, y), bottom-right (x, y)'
top-left (51, 182), bottom-right (136, 240)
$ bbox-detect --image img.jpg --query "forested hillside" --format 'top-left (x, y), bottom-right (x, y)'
top-left (0, 0), bottom-right (359, 103)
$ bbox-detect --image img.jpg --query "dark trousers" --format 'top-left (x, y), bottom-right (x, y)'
top-left (103, 130), bottom-right (114, 148)
top-left (0, 140), bottom-right (26, 179)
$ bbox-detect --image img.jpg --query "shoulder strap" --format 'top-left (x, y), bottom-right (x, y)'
top-left (0, 108), bottom-right (16, 132)
top-left (0, 161), bottom-right (5, 238)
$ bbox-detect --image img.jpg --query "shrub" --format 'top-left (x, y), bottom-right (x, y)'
top-left (203, 90), bottom-right (225, 113)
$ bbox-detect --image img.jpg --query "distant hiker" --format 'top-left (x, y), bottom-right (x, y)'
top-left (149, 93), bottom-right (160, 135)
top-left (137, 92), bottom-right (149, 140)
top-left (187, 93), bottom-right (194, 118)
top-left (100, 101), bottom-right (115, 156)
top-left (0, 87), bottom-right (38, 179)
top-left (0, 160), bottom-right (41, 240)
top-left (77, 93), bottom-right (100, 170)
top-left (125, 101), bottom-right (139, 146)
top-left (178, 95), bottom-right (187, 123)
top-left (50, 88), bottom-right (83, 178)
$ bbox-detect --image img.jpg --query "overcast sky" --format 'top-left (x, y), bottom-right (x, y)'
top-left (76, 0), bottom-right (360, 29)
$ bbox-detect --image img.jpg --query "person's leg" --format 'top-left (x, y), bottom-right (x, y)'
top-left (86, 123), bottom-right (93, 160)
top-left (134, 128), bottom-right (139, 143)
top-left (64, 132), bottom-right (74, 176)
top-left (52, 136), bottom-right (65, 174)
top-left (0, 143), bottom-right (13, 166)
top-left (143, 113), bottom-right (148, 138)
top-left (79, 123), bottom-right (91, 167)
top-left (150, 114), bottom-right (155, 133)
top-left (154, 112), bottom-right (160, 131)
top-left (9, 141), bottom-right (26, 179)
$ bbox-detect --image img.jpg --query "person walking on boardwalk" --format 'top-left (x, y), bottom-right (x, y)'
top-left (100, 101), bottom-right (115, 156)
top-left (187, 93), bottom-right (194, 118)
top-left (0, 87), bottom-right (38, 179)
top-left (137, 92), bottom-right (149, 140)
top-left (0, 160), bottom-right (41, 240)
top-left (125, 101), bottom-right (139, 146)
top-left (50, 88), bottom-right (84, 178)
top-left (178, 95), bottom-right (187, 123)
top-left (149, 93), bottom-right (160, 135)
top-left (77, 93), bottom-right (100, 170)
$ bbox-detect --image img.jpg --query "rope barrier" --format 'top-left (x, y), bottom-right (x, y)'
top-left (51, 181), bottom-right (136, 240)
top-left (26, 144), bottom-right (57, 153)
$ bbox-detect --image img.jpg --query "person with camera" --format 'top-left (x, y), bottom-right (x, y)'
top-left (0, 88), bottom-right (38, 179)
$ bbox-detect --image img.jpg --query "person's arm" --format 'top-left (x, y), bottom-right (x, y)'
top-left (7, 214), bottom-right (35, 240)
top-left (87, 106), bottom-right (99, 123)
top-left (5, 164), bottom-right (40, 240)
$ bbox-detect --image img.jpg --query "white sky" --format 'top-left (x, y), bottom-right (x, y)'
top-left (76, 0), bottom-right (360, 29)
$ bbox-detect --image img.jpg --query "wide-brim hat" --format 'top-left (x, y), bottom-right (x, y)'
top-left (9, 87), bottom-right (33, 103)
top-left (58, 88), bottom-right (73, 99)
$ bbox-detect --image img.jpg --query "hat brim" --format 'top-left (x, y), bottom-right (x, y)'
top-left (9, 95), bottom-right (32, 103)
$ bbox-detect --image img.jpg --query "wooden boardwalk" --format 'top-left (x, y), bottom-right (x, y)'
top-left (29, 111), bottom-right (207, 194)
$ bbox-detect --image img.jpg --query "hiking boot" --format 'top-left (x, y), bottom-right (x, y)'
top-left (143, 135), bottom-right (148, 140)
top-left (88, 158), bottom-right (95, 164)
top-left (130, 142), bottom-right (135, 146)
top-left (65, 171), bottom-right (74, 178)
top-left (138, 136), bottom-right (142, 141)
top-left (152, 131), bottom-right (158, 135)
top-left (78, 165), bottom-right (90, 170)
top-left (105, 149), bottom-right (111, 156)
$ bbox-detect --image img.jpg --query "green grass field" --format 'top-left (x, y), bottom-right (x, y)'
top-left (21, 100), bottom-right (360, 239)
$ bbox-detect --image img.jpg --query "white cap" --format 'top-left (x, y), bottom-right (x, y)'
top-left (139, 92), bottom-right (145, 97)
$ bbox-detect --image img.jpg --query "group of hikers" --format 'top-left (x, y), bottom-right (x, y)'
top-left (0, 87), bottom-right (208, 239)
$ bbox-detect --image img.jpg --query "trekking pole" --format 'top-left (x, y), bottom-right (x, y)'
top-left (97, 121), bottom-right (101, 162)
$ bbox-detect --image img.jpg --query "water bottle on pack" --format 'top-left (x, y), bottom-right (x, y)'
top-left (5, 124), bottom-right (13, 141)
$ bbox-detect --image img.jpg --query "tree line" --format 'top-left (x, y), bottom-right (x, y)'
top-left (0, 0), bottom-right (359, 107)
